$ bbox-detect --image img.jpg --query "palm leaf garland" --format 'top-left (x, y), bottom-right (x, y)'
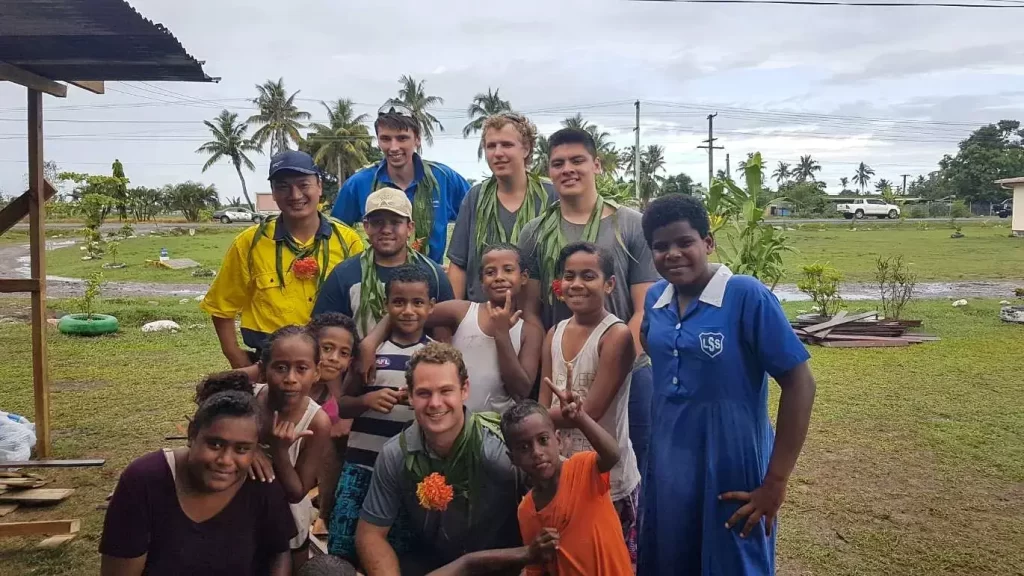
top-left (474, 174), bottom-right (548, 252)
top-left (370, 159), bottom-right (439, 255)
top-left (355, 247), bottom-right (439, 335)
top-left (247, 216), bottom-right (351, 292)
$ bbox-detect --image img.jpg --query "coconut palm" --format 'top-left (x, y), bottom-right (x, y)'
top-left (531, 135), bottom-right (550, 174)
top-left (638, 145), bottom-right (667, 209)
top-left (839, 176), bottom-right (850, 193)
top-left (305, 99), bottom-right (373, 186)
top-left (463, 88), bottom-right (512, 159)
top-left (853, 162), bottom-right (875, 195)
top-left (875, 178), bottom-right (893, 194)
top-left (197, 109), bottom-right (261, 211)
top-left (248, 78), bottom-right (310, 156)
top-left (386, 75), bottom-right (445, 147)
top-left (772, 161), bottom-right (791, 186)
top-left (794, 155), bottom-right (821, 182)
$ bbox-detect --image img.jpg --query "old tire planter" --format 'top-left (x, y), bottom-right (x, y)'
top-left (57, 314), bottom-right (119, 336)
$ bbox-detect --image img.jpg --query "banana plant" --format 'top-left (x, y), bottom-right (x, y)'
top-left (708, 152), bottom-right (793, 289)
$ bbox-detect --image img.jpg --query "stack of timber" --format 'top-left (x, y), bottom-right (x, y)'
top-left (792, 311), bottom-right (940, 348)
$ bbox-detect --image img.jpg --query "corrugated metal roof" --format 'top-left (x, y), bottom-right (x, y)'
top-left (0, 0), bottom-right (214, 82)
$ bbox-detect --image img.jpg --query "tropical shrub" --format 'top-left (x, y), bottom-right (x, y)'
top-left (876, 255), bottom-right (917, 320)
top-left (797, 263), bottom-right (844, 318)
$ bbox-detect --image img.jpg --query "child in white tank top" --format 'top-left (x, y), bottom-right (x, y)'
top-left (540, 242), bottom-right (642, 570)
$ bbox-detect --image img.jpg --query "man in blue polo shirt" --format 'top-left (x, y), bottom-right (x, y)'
top-left (332, 104), bottom-right (471, 263)
top-left (637, 194), bottom-right (816, 576)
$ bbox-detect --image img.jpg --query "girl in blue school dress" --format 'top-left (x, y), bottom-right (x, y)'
top-left (637, 194), bottom-right (817, 575)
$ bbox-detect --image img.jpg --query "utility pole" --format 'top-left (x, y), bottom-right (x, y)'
top-left (634, 100), bottom-right (641, 201)
top-left (697, 113), bottom-right (723, 191)
top-left (901, 173), bottom-right (911, 195)
top-left (725, 153), bottom-right (731, 180)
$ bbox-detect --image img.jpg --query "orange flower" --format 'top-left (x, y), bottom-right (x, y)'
top-left (416, 472), bottom-right (454, 511)
top-left (410, 237), bottom-right (426, 253)
top-left (292, 257), bottom-right (319, 280)
top-left (551, 279), bottom-right (564, 301)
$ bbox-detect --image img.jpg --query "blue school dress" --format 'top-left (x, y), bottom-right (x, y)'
top-left (638, 266), bottom-right (810, 576)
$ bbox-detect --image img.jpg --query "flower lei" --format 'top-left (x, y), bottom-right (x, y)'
top-left (473, 174), bottom-right (548, 253)
top-left (246, 215), bottom-right (352, 292)
top-left (416, 472), bottom-right (455, 511)
top-left (533, 196), bottom-right (633, 304)
top-left (354, 246), bottom-right (438, 335)
top-left (370, 156), bottom-right (439, 256)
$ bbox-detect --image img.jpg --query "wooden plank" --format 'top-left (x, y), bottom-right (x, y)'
top-left (0, 279), bottom-right (41, 293)
top-left (27, 89), bottom-right (50, 459)
top-left (0, 63), bottom-right (67, 98)
top-left (0, 504), bottom-right (17, 517)
top-left (802, 312), bottom-right (879, 335)
top-left (37, 533), bottom-right (77, 548)
top-left (0, 459), bottom-right (105, 468)
top-left (820, 340), bottom-right (909, 348)
top-left (821, 334), bottom-right (939, 343)
top-left (0, 180), bottom-right (58, 236)
top-left (0, 488), bottom-right (73, 504)
top-left (309, 533), bottom-right (327, 556)
top-left (67, 81), bottom-right (104, 95)
top-left (0, 519), bottom-right (79, 537)
top-left (814, 310), bottom-right (847, 339)
top-left (0, 478), bottom-right (49, 489)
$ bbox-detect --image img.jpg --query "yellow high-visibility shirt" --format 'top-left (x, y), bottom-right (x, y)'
top-left (200, 214), bottom-right (364, 349)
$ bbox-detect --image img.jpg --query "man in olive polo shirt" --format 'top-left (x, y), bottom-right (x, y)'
top-left (201, 150), bottom-right (364, 368)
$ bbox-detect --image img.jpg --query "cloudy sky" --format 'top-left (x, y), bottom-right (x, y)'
top-left (2, 0), bottom-right (1023, 200)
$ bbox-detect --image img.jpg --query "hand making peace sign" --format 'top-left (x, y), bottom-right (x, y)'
top-left (543, 363), bottom-right (583, 424)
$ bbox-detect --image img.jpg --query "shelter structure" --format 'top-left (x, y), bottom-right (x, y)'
top-left (994, 177), bottom-right (1024, 237)
top-left (0, 0), bottom-right (214, 456)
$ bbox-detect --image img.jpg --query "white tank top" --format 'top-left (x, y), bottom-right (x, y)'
top-left (551, 313), bottom-right (640, 501)
top-left (452, 302), bottom-right (523, 415)
top-left (254, 383), bottom-right (320, 549)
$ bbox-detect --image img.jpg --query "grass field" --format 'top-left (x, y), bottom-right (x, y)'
top-left (0, 297), bottom-right (1020, 574)
top-left (35, 220), bottom-right (1024, 284)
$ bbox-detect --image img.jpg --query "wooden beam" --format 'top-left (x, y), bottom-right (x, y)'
top-left (0, 180), bottom-right (58, 236)
top-left (67, 81), bottom-right (104, 95)
top-left (37, 534), bottom-right (78, 548)
top-left (0, 519), bottom-right (80, 538)
top-left (0, 459), bottom-right (106, 468)
top-left (0, 488), bottom-right (74, 503)
top-left (0, 63), bottom-right (66, 98)
top-left (0, 279), bottom-right (41, 293)
top-left (28, 89), bottom-right (50, 458)
top-left (801, 311), bottom-right (879, 335)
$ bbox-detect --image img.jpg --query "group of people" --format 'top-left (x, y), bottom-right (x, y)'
top-left (98, 106), bottom-right (817, 576)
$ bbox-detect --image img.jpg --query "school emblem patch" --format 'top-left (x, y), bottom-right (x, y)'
top-left (699, 332), bottom-right (725, 359)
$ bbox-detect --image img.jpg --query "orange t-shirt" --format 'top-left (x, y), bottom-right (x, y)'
top-left (518, 451), bottom-right (633, 576)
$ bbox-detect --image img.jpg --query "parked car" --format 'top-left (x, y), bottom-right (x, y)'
top-left (836, 198), bottom-right (901, 219)
top-left (995, 200), bottom-right (1012, 218)
top-left (212, 206), bottom-right (264, 224)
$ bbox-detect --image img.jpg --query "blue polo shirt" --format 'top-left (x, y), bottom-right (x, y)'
top-left (331, 156), bottom-right (470, 263)
top-left (638, 265), bottom-right (810, 576)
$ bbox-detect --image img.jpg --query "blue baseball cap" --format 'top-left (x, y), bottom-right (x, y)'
top-left (268, 150), bottom-right (320, 180)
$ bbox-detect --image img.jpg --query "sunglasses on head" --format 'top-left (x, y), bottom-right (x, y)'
top-left (377, 104), bottom-right (415, 118)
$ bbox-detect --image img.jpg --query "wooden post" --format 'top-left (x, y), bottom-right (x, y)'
top-left (27, 89), bottom-right (50, 458)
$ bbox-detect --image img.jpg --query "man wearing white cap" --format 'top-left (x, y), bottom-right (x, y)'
top-left (314, 187), bottom-right (454, 336)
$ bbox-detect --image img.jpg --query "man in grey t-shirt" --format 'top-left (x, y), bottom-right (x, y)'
top-left (355, 343), bottom-right (529, 576)
top-left (518, 127), bottom-right (660, 479)
top-left (446, 113), bottom-right (556, 302)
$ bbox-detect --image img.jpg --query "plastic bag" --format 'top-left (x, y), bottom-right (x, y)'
top-left (0, 411), bottom-right (36, 463)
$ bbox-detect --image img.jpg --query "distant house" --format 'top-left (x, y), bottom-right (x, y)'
top-left (994, 177), bottom-right (1024, 237)
top-left (255, 193), bottom-right (279, 214)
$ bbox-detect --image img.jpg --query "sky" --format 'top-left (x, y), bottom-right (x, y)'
top-left (2, 0), bottom-right (1024, 201)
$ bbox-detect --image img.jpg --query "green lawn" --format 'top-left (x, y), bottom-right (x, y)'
top-left (36, 221), bottom-right (1024, 285)
top-left (0, 297), bottom-right (1020, 574)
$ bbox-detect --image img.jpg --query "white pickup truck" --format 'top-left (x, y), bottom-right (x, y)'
top-left (837, 198), bottom-right (901, 219)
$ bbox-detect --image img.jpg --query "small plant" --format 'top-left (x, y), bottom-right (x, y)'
top-left (191, 267), bottom-right (216, 278)
top-left (876, 255), bottom-right (917, 320)
top-left (82, 227), bottom-right (105, 259)
top-left (1015, 287), bottom-right (1024, 299)
top-left (797, 262), bottom-right (844, 318)
top-left (108, 241), bottom-right (119, 265)
top-left (118, 222), bottom-right (135, 239)
top-left (951, 224), bottom-right (964, 239)
top-left (77, 271), bottom-right (104, 320)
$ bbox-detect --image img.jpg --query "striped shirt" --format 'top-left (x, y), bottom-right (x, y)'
top-left (346, 336), bottom-right (431, 469)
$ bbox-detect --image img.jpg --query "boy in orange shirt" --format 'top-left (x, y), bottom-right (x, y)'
top-left (500, 367), bottom-right (633, 576)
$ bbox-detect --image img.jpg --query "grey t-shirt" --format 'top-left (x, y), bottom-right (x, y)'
top-left (360, 413), bottom-right (526, 565)
top-left (518, 206), bottom-right (660, 331)
top-left (447, 181), bottom-right (557, 303)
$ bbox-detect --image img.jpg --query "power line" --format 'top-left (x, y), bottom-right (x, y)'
top-left (636, 0), bottom-right (1024, 7)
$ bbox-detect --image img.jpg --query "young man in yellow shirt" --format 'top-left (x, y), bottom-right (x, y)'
top-left (201, 150), bottom-right (364, 368)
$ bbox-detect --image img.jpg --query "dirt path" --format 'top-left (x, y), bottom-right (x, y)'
top-left (0, 241), bottom-right (1019, 301)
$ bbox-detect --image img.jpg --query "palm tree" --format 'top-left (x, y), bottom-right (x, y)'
top-left (248, 78), bottom-right (310, 156)
top-left (387, 75), bottom-right (445, 146)
top-left (794, 155), bottom-right (821, 182)
top-left (772, 161), bottom-right (791, 186)
top-left (531, 135), bottom-right (550, 174)
top-left (463, 88), bottom-right (512, 159)
top-left (839, 176), bottom-right (850, 193)
top-left (853, 162), bottom-right (875, 195)
top-left (306, 99), bottom-right (373, 187)
top-left (875, 178), bottom-right (893, 194)
top-left (637, 145), bottom-right (667, 209)
top-left (197, 109), bottom-right (261, 211)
